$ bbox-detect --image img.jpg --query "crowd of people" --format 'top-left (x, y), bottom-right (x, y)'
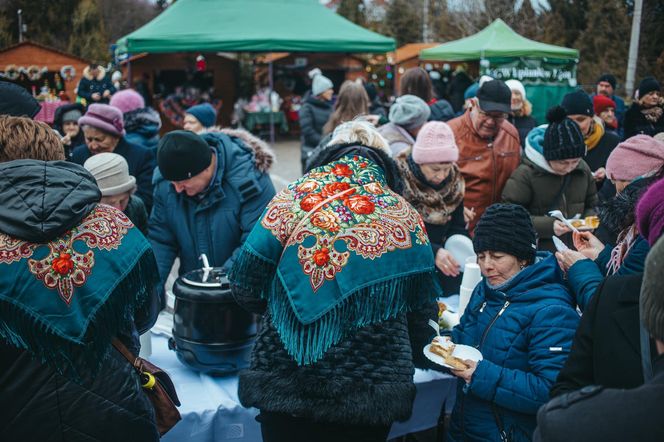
top-left (0, 60), bottom-right (664, 442)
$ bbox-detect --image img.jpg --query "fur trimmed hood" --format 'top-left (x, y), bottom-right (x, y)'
top-left (82, 65), bottom-right (107, 81)
top-left (201, 126), bottom-right (275, 173)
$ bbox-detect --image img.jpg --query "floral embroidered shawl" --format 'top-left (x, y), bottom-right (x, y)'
top-left (0, 204), bottom-right (158, 373)
top-left (230, 154), bottom-right (439, 365)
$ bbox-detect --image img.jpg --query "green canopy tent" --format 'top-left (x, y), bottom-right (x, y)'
top-left (420, 19), bottom-right (579, 123)
top-left (116, 0), bottom-right (395, 142)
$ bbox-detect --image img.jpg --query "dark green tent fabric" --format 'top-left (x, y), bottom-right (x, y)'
top-left (420, 19), bottom-right (578, 61)
top-left (116, 0), bottom-right (395, 54)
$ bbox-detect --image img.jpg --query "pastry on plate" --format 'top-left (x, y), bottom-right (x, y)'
top-left (430, 339), bottom-right (470, 370)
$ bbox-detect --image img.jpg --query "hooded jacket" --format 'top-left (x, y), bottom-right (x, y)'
top-left (502, 126), bottom-right (598, 251)
top-left (148, 128), bottom-right (275, 297)
top-left (448, 111), bottom-right (521, 233)
top-left (0, 160), bottom-right (159, 441)
top-left (124, 107), bottom-right (162, 151)
top-left (448, 253), bottom-right (579, 442)
top-left (53, 103), bottom-right (86, 159)
top-left (75, 65), bottom-right (116, 104)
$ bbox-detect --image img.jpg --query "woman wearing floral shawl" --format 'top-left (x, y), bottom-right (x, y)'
top-left (229, 120), bottom-right (441, 442)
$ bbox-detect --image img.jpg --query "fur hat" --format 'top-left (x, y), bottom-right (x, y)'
top-left (83, 152), bottom-right (136, 196)
top-left (109, 89), bottom-right (145, 114)
top-left (412, 121), bottom-right (459, 164)
top-left (389, 95), bottom-right (431, 130)
top-left (79, 104), bottom-right (125, 137)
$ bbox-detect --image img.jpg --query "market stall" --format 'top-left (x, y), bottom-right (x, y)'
top-left (421, 19), bottom-right (579, 123)
top-left (115, 0), bottom-right (395, 142)
top-left (0, 41), bottom-right (90, 122)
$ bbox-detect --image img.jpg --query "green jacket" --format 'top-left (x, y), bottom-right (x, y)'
top-left (502, 157), bottom-right (597, 251)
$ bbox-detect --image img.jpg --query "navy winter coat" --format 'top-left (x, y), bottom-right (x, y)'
top-left (448, 253), bottom-right (580, 442)
top-left (72, 137), bottom-right (156, 211)
top-left (149, 131), bottom-right (275, 296)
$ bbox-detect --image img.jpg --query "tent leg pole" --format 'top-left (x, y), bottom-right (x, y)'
top-left (269, 61), bottom-right (275, 146)
top-left (127, 60), bottom-right (132, 88)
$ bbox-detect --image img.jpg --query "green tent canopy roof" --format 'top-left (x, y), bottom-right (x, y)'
top-left (420, 19), bottom-right (578, 61)
top-left (116, 0), bottom-right (395, 54)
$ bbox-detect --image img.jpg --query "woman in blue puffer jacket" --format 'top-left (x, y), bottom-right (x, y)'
top-left (447, 204), bottom-right (580, 441)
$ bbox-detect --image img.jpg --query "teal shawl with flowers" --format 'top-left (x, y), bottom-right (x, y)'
top-left (230, 154), bottom-right (440, 365)
top-left (0, 204), bottom-right (158, 374)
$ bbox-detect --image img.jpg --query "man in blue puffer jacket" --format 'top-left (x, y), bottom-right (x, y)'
top-left (447, 204), bottom-right (580, 441)
top-left (149, 130), bottom-right (275, 302)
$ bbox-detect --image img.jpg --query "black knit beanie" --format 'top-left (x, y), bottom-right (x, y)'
top-left (543, 106), bottom-right (586, 161)
top-left (638, 77), bottom-right (661, 99)
top-left (472, 204), bottom-right (538, 264)
top-left (157, 130), bottom-right (212, 181)
top-left (596, 73), bottom-right (617, 90)
top-left (561, 90), bottom-right (593, 116)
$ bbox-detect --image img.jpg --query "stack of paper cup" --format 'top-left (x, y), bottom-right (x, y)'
top-left (139, 331), bottom-right (152, 358)
top-left (459, 262), bottom-right (482, 317)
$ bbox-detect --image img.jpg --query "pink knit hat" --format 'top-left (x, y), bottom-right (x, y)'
top-left (109, 89), bottom-right (145, 114)
top-left (412, 121), bottom-right (459, 164)
top-left (78, 103), bottom-right (125, 137)
top-left (637, 177), bottom-right (664, 246)
top-left (605, 135), bottom-right (664, 181)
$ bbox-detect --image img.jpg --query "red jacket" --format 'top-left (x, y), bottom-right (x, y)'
top-left (448, 111), bottom-right (521, 233)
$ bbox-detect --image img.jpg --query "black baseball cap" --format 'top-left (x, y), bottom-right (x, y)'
top-left (476, 80), bottom-right (512, 114)
top-left (157, 130), bottom-right (212, 181)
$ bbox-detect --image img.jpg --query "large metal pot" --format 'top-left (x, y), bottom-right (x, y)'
top-left (168, 266), bottom-right (256, 375)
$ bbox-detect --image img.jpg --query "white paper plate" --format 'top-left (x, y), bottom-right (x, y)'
top-left (444, 235), bottom-right (475, 272)
top-left (423, 342), bottom-right (483, 369)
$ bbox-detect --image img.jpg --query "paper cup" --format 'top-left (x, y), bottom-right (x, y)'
top-left (461, 262), bottom-right (482, 290)
top-left (459, 286), bottom-right (474, 318)
top-left (139, 331), bottom-right (152, 358)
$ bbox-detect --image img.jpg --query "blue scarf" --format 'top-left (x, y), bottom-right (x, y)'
top-left (230, 155), bottom-right (439, 365)
top-left (0, 204), bottom-right (158, 374)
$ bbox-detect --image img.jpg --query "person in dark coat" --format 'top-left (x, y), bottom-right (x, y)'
top-left (84, 152), bottom-right (149, 235)
top-left (533, 233), bottom-right (664, 442)
top-left (183, 102), bottom-right (218, 134)
top-left (447, 66), bottom-right (474, 113)
top-left (394, 121), bottom-right (467, 296)
top-left (364, 82), bottom-right (387, 121)
top-left (0, 80), bottom-right (40, 118)
top-left (53, 102), bottom-right (85, 160)
top-left (623, 77), bottom-right (664, 139)
top-left (110, 88), bottom-right (162, 152)
top-left (71, 103), bottom-right (156, 211)
top-left (561, 90), bottom-right (620, 190)
top-left (447, 204), bottom-right (580, 442)
top-left (594, 73), bottom-right (626, 135)
top-left (506, 79), bottom-right (537, 148)
top-left (502, 106), bottom-right (598, 253)
top-left (299, 68), bottom-right (334, 171)
top-left (399, 67), bottom-right (455, 122)
top-left (228, 121), bottom-right (440, 442)
top-left (149, 129), bottom-right (275, 302)
top-left (76, 63), bottom-right (116, 104)
top-left (0, 116), bottom-right (160, 441)
top-left (555, 136), bottom-right (664, 310)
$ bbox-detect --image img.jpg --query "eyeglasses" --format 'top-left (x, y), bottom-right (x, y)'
top-left (478, 109), bottom-right (508, 122)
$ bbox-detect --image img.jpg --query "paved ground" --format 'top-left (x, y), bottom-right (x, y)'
top-left (269, 137), bottom-right (301, 191)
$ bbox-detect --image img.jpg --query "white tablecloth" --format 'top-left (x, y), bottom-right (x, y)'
top-left (149, 334), bottom-right (456, 442)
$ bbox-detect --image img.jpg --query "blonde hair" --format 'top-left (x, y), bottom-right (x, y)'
top-left (323, 80), bottom-right (370, 134)
top-left (327, 119), bottom-right (390, 154)
top-left (0, 116), bottom-right (65, 163)
top-left (514, 99), bottom-right (533, 117)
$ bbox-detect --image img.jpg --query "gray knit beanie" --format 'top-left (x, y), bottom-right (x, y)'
top-left (641, 236), bottom-right (664, 342)
top-left (389, 95), bottom-right (431, 130)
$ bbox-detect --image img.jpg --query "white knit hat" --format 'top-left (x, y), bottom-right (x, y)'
top-left (83, 152), bottom-right (136, 196)
top-left (505, 79), bottom-right (526, 100)
top-left (309, 68), bottom-right (334, 96)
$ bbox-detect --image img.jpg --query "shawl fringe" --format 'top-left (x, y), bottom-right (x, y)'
top-left (228, 244), bottom-right (277, 298)
top-left (0, 247), bottom-right (159, 378)
top-left (270, 270), bottom-right (438, 366)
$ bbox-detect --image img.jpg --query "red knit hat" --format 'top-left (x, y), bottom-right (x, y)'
top-left (593, 94), bottom-right (616, 115)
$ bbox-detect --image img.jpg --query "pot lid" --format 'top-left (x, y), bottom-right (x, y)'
top-left (181, 267), bottom-right (230, 289)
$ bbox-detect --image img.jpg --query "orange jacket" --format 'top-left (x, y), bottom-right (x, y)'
top-left (448, 111), bottom-right (521, 233)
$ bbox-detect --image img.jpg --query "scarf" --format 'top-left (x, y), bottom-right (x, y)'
top-left (0, 204), bottom-right (158, 375)
top-left (607, 224), bottom-right (639, 275)
top-left (642, 105), bottom-right (664, 124)
top-left (229, 155), bottom-right (438, 365)
top-left (394, 147), bottom-right (464, 225)
top-left (585, 117), bottom-right (605, 151)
